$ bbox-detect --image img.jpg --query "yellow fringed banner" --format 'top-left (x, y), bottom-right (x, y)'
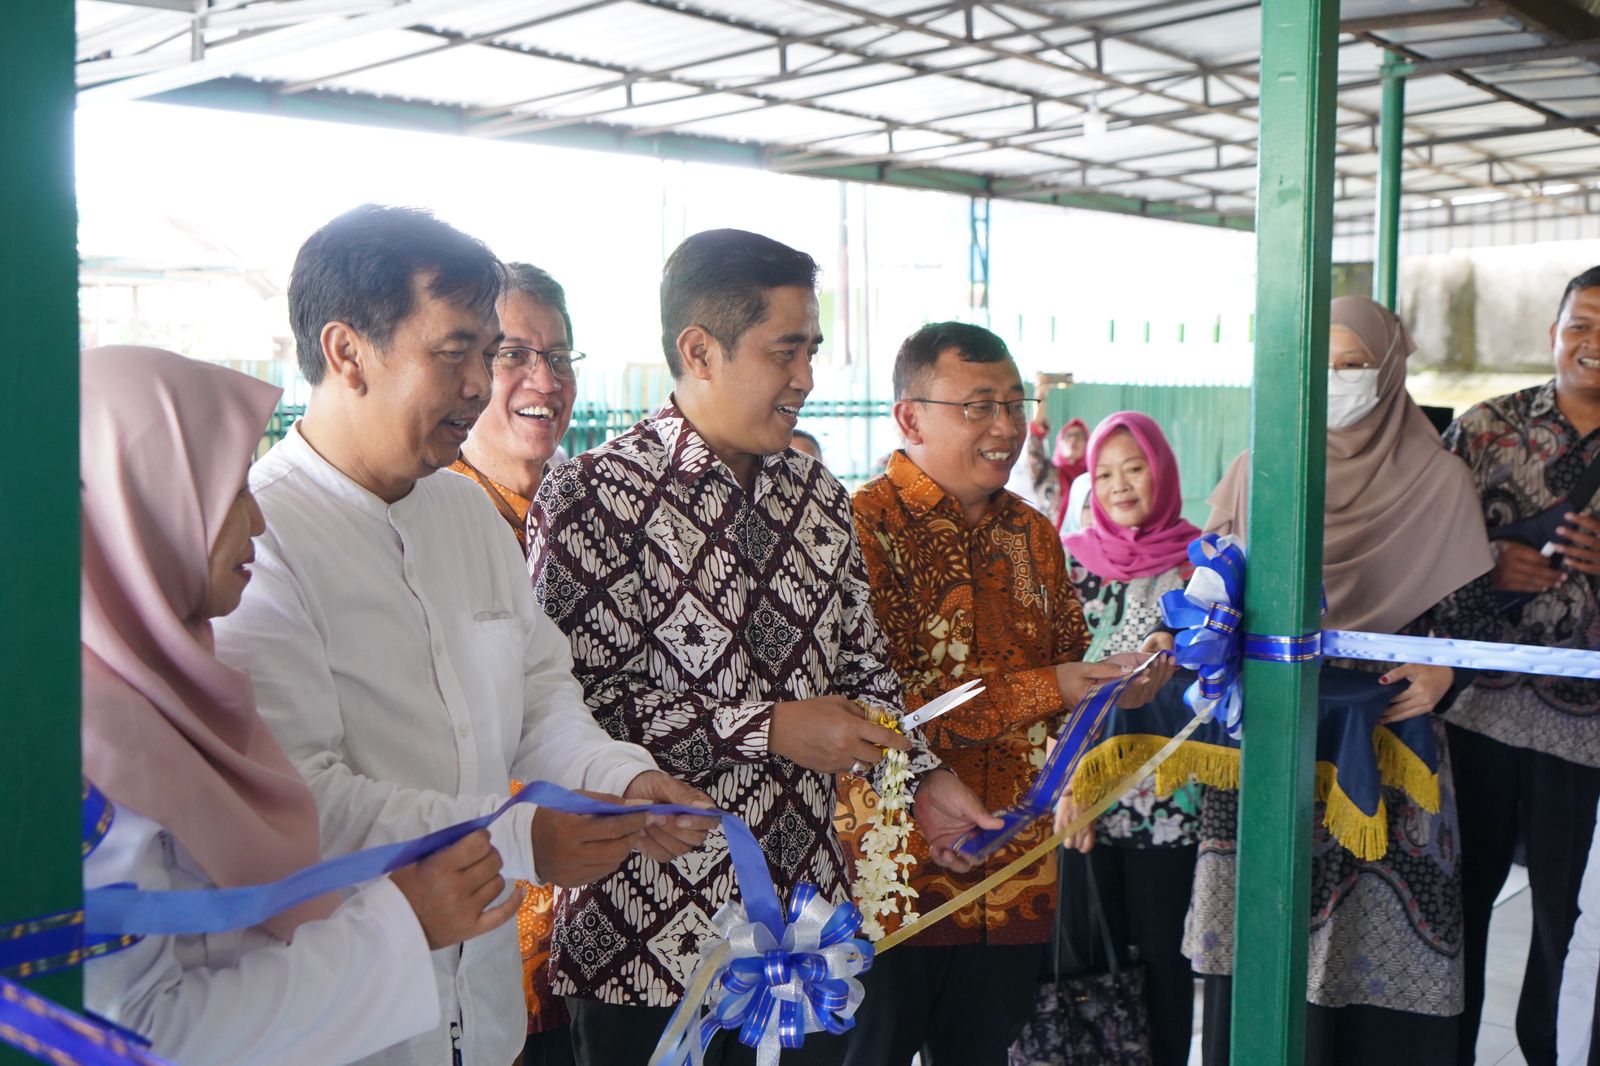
top-left (874, 711), bottom-right (1207, 954)
top-left (1070, 723), bottom-right (1441, 863)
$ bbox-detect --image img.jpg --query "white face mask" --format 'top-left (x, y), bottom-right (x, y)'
top-left (1327, 369), bottom-right (1380, 429)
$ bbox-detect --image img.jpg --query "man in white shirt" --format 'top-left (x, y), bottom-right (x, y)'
top-left (215, 204), bottom-right (714, 1066)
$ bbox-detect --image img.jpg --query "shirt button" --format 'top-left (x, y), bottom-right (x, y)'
top-left (432, 639), bottom-right (444, 655)
top-left (458, 722), bottom-right (471, 738)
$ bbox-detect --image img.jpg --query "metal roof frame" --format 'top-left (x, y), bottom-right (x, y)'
top-left (75, 0), bottom-right (1600, 235)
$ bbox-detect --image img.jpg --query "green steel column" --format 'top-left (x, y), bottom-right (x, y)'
top-left (0, 0), bottom-right (81, 1034)
top-left (1373, 65), bottom-right (1406, 309)
top-left (1232, 1), bottom-right (1338, 1064)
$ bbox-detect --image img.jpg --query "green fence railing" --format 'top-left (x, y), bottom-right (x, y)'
top-left (263, 387), bottom-right (1253, 508)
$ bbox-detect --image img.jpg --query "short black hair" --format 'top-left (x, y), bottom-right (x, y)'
top-left (659, 229), bottom-right (818, 378)
top-left (503, 262), bottom-right (573, 345)
top-left (289, 204), bottom-right (503, 385)
top-left (791, 428), bottom-right (822, 452)
top-left (1558, 265), bottom-right (1600, 320)
top-left (892, 321), bottom-right (1014, 400)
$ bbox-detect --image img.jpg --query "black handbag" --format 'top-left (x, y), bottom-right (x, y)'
top-left (1009, 852), bottom-right (1154, 1066)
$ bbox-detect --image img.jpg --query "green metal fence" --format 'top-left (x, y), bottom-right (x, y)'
top-left (264, 387), bottom-right (1251, 507)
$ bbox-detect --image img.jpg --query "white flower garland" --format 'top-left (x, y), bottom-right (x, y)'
top-left (851, 711), bottom-right (920, 941)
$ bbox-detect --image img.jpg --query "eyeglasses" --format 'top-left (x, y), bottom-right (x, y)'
top-left (491, 346), bottom-right (587, 380)
top-left (906, 397), bottom-right (1041, 424)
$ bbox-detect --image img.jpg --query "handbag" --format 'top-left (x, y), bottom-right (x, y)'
top-left (1009, 851), bottom-right (1154, 1066)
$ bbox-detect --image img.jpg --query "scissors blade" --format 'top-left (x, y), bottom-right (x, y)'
top-left (900, 678), bottom-right (985, 732)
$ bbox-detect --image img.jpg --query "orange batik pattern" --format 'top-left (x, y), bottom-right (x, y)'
top-left (836, 451), bottom-right (1090, 946)
top-left (508, 780), bottom-right (568, 1035)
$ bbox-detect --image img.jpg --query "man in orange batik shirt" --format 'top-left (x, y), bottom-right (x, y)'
top-left (450, 262), bottom-right (583, 1066)
top-left (838, 322), bottom-right (1171, 1066)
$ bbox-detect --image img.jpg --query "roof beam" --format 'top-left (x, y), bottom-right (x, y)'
top-left (1337, 3), bottom-right (1509, 34)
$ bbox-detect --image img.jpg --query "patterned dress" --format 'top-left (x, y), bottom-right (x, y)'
top-left (1435, 381), bottom-right (1600, 767)
top-left (836, 451), bottom-right (1091, 945)
top-left (527, 403), bottom-right (938, 1007)
top-left (1068, 563), bottom-right (1201, 848)
top-left (1183, 618), bottom-right (1465, 1017)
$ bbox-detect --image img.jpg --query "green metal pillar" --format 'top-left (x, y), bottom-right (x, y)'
top-left (1231, 0), bottom-right (1338, 1063)
top-left (1, 0), bottom-right (81, 1038)
top-left (1373, 65), bottom-right (1406, 309)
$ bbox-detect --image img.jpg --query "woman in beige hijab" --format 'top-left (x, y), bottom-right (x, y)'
top-left (1185, 298), bottom-right (1494, 1066)
top-left (81, 346), bottom-right (521, 1066)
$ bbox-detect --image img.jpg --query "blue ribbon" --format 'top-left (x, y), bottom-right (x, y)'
top-left (951, 659), bottom-right (1154, 861)
top-left (84, 781), bottom-right (781, 941)
top-left (1160, 534), bottom-right (1600, 740)
top-left (2, 783), bottom-right (139, 981)
top-left (0, 976), bottom-right (172, 1066)
top-left (5, 780), bottom-right (814, 1066)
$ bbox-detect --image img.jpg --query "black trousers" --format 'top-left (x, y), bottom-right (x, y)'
top-left (1056, 844), bottom-right (1197, 1066)
top-left (1449, 723), bottom-right (1600, 1066)
top-left (1201, 974), bottom-right (1459, 1066)
top-left (520, 1027), bottom-right (574, 1066)
top-left (840, 942), bottom-right (1043, 1066)
top-left (566, 996), bottom-right (849, 1066)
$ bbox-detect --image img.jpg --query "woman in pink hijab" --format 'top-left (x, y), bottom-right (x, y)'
top-left (81, 346), bottom-right (521, 1066)
top-left (1057, 411), bottom-right (1203, 1066)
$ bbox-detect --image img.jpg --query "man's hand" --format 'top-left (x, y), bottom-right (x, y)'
top-left (530, 793), bottom-right (650, 888)
top-left (912, 768), bottom-right (1003, 874)
top-left (390, 829), bottom-right (524, 950)
top-left (1054, 659), bottom-right (1131, 708)
top-left (1556, 512), bottom-right (1600, 577)
top-left (1378, 663), bottom-right (1454, 723)
top-left (1490, 538), bottom-right (1564, 593)
top-left (768, 695), bottom-right (910, 773)
top-left (622, 770), bottom-right (719, 863)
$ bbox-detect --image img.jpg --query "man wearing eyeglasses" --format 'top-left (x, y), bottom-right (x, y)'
top-left (836, 321), bottom-right (1171, 1066)
top-left (448, 262), bottom-right (587, 1066)
top-left (452, 262), bottom-right (585, 553)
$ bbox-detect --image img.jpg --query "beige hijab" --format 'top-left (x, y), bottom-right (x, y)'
top-left (1205, 297), bottom-right (1493, 634)
top-left (82, 345), bottom-right (335, 939)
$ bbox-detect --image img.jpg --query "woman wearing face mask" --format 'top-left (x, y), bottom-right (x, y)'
top-left (81, 346), bottom-right (523, 1065)
top-left (1056, 412), bottom-right (1204, 1066)
top-left (1185, 297), bottom-right (1495, 1065)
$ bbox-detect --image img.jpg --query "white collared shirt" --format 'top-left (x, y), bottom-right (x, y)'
top-left (215, 423), bottom-right (656, 1066)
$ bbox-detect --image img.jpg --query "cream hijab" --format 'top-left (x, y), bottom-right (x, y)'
top-left (81, 346), bottom-right (334, 938)
top-left (1205, 297), bottom-right (1493, 634)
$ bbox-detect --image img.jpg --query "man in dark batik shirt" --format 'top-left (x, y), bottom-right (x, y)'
top-left (527, 229), bottom-right (997, 1066)
top-left (1436, 265), bottom-right (1600, 1065)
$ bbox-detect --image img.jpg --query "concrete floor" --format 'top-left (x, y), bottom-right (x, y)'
top-left (1184, 865), bottom-right (1536, 1065)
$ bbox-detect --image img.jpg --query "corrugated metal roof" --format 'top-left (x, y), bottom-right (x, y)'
top-left (73, 0), bottom-right (1600, 234)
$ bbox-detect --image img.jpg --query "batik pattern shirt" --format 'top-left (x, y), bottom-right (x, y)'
top-left (528, 403), bottom-right (937, 1006)
top-left (1437, 381), bottom-right (1600, 767)
top-left (836, 452), bottom-right (1090, 946)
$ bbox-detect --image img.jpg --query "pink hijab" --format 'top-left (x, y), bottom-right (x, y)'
top-left (81, 346), bottom-right (334, 939)
top-left (1062, 411), bottom-right (1201, 582)
top-left (1051, 418), bottom-right (1089, 527)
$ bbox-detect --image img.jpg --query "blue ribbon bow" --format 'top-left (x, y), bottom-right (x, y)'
top-left (1160, 534), bottom-right (1325, 738)
top-left (652, 884), bottom-right (871, 1066)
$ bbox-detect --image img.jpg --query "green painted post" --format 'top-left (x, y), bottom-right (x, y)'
top-left (0, 0), bottom-right (81, 1034)
top-left (1374, 65), bottom-right (1405, 310)
top-left (1231, 0), bottom-right (1338, 1063)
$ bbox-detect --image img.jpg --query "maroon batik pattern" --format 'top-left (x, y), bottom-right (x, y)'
top-left (527, 402), bottom-right (937, 1006)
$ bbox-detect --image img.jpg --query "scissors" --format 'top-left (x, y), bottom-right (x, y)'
top-left (849, 678), bottom-right (986, 774)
